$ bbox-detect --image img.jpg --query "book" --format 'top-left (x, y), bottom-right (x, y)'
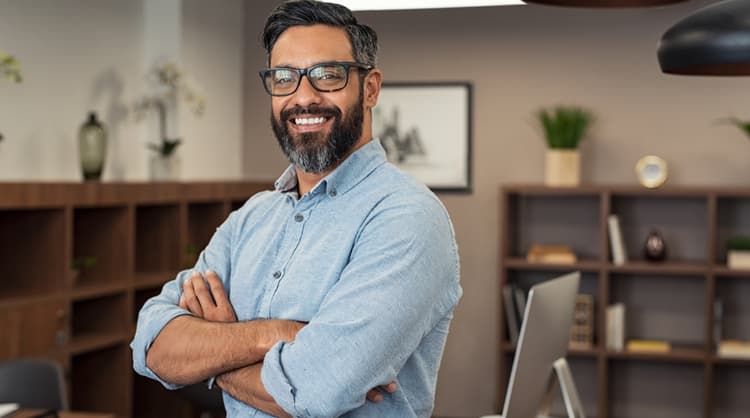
top-left (608, 214), bottom-right (627, 266)
top-left (713, 299), bottom-right (723, 349)
top-left (627, 339), bottom-right (671, 353)
top-left (503, 285), bottom-right (519, 346)
top-left (606, 303), bottom-right (625, 351)
top-left (569, 294), bottom-right (594, 349)
top-left (717, 340), bottom-right (750, 359)
top-left (526, 244), bottom-right (577, 264)
top-left (727, 250), bottom-right (750, 269)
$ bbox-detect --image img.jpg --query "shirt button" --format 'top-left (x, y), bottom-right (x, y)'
top-left (329, 189), bottom-right (337, 197)
top-left (294, 214), bottom-right (304, 222)
top-left (273, 271), bottom-right (282, 279)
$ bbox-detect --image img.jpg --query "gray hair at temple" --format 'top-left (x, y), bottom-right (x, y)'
top-left (262, 0), bottom-right (379, 68)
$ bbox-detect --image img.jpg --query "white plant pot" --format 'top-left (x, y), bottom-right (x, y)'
top-left (150, 155), bottom-right (181, 181)
top-left (545, 149), bottom-right (580, 187)
top-left (728, 250), bottom-right (750, 270)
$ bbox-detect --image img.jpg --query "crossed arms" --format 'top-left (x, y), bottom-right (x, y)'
top-left (146, 270), bottom-right (396, 417)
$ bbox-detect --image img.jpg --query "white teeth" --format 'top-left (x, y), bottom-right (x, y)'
top-left (294, 117), bottom-right (326, 125)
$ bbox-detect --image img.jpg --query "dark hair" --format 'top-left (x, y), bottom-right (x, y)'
top-left (262, 0), bottom-right (378, 67)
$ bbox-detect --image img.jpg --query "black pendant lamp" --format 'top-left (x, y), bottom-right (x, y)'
top-left (658, 0), bottom-right (750, 76)
top-left (524, 0), bottom-right (686, 7)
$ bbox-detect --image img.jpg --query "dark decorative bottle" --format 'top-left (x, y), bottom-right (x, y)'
top-left (644, 229), bottom-right (667, 262)
top-left (79, 112), bottom-right (107, 180)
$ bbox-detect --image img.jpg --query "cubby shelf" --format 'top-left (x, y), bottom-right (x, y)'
top-left (0, 181), bottom-right (271, 418)
top-left (499, 185), bottom-right (750, 418)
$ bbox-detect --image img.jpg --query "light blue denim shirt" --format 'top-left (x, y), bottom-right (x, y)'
top-left (131, 139), bottom-right (462, 418)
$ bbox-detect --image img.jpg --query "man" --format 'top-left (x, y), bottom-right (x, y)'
top-left (131, 1), bottom-right (461, 417)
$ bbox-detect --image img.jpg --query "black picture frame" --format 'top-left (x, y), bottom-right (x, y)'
top-left (373, 82), bottom-right (472, 193)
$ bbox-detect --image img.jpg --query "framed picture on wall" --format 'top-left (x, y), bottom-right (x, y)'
top-left (373, 82), bottom-right (472, 193)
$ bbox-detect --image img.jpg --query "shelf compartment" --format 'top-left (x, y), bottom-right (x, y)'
top-left (609, 361), bottom-right (704, 418)
top-left (135, 204), bottom-right (181, 274)
top-left (71, 293), bottom-right (128, 347)
top-left (714, 278), bottom-right (750, 343)
top-left (712, 363), bottom-right (750, 418)
top-left (611, 195), bottom-right (708, 264)
top-left (0, 297), bottom-right (67, 361)
top-left (715, 197), bottom-right (750, 265)
top-left (0, 208), bottom-right (66, 299)
top-left (609, 273), bottom-right (706, 347)
top-left (72, 206), bottom-right (130, 289)
top-left (186, 201), bottom-right (227, 268)
top-left (547, 357), bottom-right (599, 418)
top-left (71, 345), bottom-right (131, 417)
top-left (134, 272), bottom-right (174, 290)
top-left (504, 193), bottom-right (601, 260)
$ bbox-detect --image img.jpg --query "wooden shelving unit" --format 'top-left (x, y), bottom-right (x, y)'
top-left (0, 181), bottom-right (271, 418)
top-left (499, 185), bottom-right (750, 418)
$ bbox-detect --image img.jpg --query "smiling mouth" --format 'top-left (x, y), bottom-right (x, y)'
top-left (292, 116), bottom-right (328, 126)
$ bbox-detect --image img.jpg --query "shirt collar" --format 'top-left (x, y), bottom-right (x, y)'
top-left (273, 138), bottom-right (387, 198)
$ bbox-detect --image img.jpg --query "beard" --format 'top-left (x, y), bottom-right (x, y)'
top-left (271, 90), bottom-right (364, 174)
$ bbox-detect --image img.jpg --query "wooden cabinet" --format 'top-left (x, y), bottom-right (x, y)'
top-left (0, 182), bottom-right (270, 418)
top-left (499, 185), bottom-right (750, 418)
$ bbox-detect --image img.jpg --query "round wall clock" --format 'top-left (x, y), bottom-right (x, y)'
top-left (635, 155), bottom-right (668, 188)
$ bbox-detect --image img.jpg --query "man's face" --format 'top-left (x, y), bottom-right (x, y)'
top-left (269, 25), bottom-right (366, 174)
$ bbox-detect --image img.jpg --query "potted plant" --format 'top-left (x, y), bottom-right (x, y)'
top-left (727, 236), bottom-right (750, 270)
top-left (537, 105), bottom-right (594, 187)
top-left (135, 60), bottom-right (205, 181)
top-left (0, 51), bottom-right (22, 143)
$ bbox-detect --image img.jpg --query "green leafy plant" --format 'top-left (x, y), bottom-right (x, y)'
top-left (723, 117), bottom-right (750, 140)
top-left (135, 60), bottom-right (205, 157)
top-left (0, 52), bottom-right (22, 83)
top-left (537, 106), bottom-right (594, 149)
top-left (71, 255), bottom-right (97, 272)
top-left (0, 52), bottom-right (22, 143)
top-left (727, 236), bottom-right (750, 251)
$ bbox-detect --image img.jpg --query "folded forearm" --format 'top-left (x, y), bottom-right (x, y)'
top-left (217, 364), bottom-right (291, 418)
top-left (146, 315), bottom-right (271, 385)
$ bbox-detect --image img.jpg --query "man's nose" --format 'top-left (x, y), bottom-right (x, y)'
top-left (291, 76), bottom-right (322, 108)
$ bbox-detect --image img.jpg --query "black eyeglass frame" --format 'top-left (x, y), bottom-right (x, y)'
top-left (259, 61), bottom-right (373, 97)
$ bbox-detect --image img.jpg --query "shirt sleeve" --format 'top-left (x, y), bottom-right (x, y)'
top-left (130, 208), bottom-right (237, 389)
top-left (260, 193), bottom-right (462, 418)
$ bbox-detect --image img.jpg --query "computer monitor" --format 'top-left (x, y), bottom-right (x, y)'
top-left (482, 271), bottom-right (583, 418)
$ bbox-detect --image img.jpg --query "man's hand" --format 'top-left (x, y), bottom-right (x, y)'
top-left (366, 381), bottom-right (398, 403)
top-left (180, 270), bottom-right (237, 322)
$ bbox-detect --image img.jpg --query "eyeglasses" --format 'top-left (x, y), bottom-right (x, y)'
top-left (259, 61), bottom-right (373, 97)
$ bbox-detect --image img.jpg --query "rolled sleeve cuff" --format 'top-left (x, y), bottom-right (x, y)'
top-left (131, 306), bottom-right (193, 390)
top-left (260, 341), bottom-right (299, 416)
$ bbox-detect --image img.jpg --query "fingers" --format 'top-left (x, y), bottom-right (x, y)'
top-left (381, 381), bottom-right (397, 393)
top-left (366, 388), bottom-right (383, 403)
top-left (191, 271), bottom-right (216, 308)
top-left (205, 270), bottom-right (230, 307)
top-left (181, 274), bottom-right (203, 317)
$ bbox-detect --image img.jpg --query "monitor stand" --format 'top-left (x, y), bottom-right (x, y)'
top-left (537, 358), bottom-right (586, 418)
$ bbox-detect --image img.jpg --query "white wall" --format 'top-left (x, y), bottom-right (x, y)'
top-left (0, 0), bottom-right (244, 181)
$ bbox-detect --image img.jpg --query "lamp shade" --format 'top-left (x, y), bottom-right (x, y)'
top-left (524, 0), bottom-right (685, 7)
top-left (658, 0), bottom-right (750, 75)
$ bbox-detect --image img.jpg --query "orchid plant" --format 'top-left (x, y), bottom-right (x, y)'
top-left (134, 60), bottom-right (205, 157)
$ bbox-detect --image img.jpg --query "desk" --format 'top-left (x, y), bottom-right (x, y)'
top-left (12, 410), bottom-right (114, 418)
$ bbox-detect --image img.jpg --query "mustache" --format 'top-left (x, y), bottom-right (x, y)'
top-left (280, 105), bottom-right (341, 122)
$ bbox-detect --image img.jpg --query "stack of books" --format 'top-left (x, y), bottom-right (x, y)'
top-left (526, 244), bottom-right (577, 264)
top-left (718, 340), bottom-right (750, 359)
top-left (626, 339), bottom-right (671, 353)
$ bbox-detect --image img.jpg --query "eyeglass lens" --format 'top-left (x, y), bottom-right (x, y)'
top-left (264, 63), bottom-right (351, 96)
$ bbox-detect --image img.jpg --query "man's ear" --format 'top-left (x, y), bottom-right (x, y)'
top-left (363, 68), bottom-right (382, 109)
